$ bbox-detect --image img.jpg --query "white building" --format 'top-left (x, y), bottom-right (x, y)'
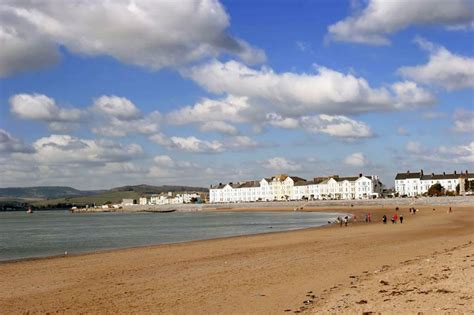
top-left (395, 170), bottom-right (473, 196)
top-left (209, 173), bottom-right (382, 203)
top-left (141, 192), bottom-right (202, 205)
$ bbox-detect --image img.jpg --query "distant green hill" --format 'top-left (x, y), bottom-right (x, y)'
top-left (0, 184), bottom-right (208, 209)
top-left (111, 184), bottom-right (208, 194)
top-left (0, 186), bottom-right (102, 200)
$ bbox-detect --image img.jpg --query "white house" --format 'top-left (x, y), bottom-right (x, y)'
top-left (209, 173), bottom-right (382, 203)
top-left (395, 170), bottom-right (473, 196)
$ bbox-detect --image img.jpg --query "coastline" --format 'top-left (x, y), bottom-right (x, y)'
top-left (1, 204), bottom-right (473, 314)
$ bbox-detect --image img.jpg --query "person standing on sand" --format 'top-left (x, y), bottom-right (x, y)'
top-left (344, 216), bottom-right (348, 226)
top-left (394, 213), bottom-right (398, 223)
top-left (400, 215), bottom-right (404, 224)
top-left (448, 207), bottom-right (453, 213)
top-left (382, 215), bottom-right (387, 224)
top-left (368, 213), bottom-right (372, 223)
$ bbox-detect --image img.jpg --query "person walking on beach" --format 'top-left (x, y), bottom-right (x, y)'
top-left (344, 216), bottom-right (348, 227)
top-left (448, 207), bottom-right (453, 213)
top-left (393, 213), bottom-right (398, 224)
top-left (382, 215), bottom-right (387, 224)
top-left (368, 213), bottom-right (372, 223)
top-left (400, 215), bottom-right (404, 224)
top-left (337, 216), bottom-right (342, 227)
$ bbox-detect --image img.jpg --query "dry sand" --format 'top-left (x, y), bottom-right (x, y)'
top-left (0, 204), bottom-right (473, 314)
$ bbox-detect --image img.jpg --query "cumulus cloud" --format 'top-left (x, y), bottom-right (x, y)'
top-left (199, 121), bottom-right (239, 135)
top-left (0, 0), bottom-right (264, 77)
top-left (405, 140), bottom-right (474, 163)
top-left (22, 134), bottom-right (142, 165)
top-left (186, 60), bottom-right (435, 116)
top-left (300, 115), bottom-right (373, 139)
top-left (150, 133), bottom-right (260, 153)
top-left (92, 95), bottom-right (142, 120)
top-left (89, 95), bottom-right (160, 136)
top-left (344, 152), bottom-right (366, 167)
top-left (327, 0), bottom-right (474, 45)
top-left (0, 129), bottom-right (33, 153)
top-left (266, 113), bottom-right (300, 129)
top-left (452, 108), bottom-right (474, 133)
top-left (9, 93), bottom-right (84, 130)
top-left (398, 38), bottom-right (474, 90)
top-left (166, 95), bottom-right (257, 134)
top-left (263, 157), bottom-right (302, 172)
top-left (150, 133), bottom-right (224, 153)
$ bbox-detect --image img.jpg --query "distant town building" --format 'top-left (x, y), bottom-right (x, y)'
top-left (121, 198), bottom-right (135, 206)
top-left (395, 170), bottom-right (473, 197)
top-left (140, 192), bottom-right (203, 205)
top-left (209, 173), bottom-right (383, 203)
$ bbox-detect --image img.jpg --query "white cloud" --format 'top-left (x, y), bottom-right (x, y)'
top-left (9, 93), bottom-right (84, 130)
top-left (264, 157), bottom-right (302, 172)
top-left (21, 134), bottom-right (142, 165)
top-left (90, 95), bottom-right (160, 136)
top-left (405, 140), bottom-right (474, 163)
top-left (199, 121), bottom-right (239, 135)
top-left (0, 23), bottom-right (60, 77)
top-left (150, 133), bottom-right (261, 153)
top-left (0, 0), bottom-right (264, 77)
top-left (150, 133), bottom-right (224, 153)
top-left (186, 60), bottom-right (435, 116)
top-left (167, 95), bottom-right (256, 135)
top-left (92, 95), bottom-right (142, 120)
top-left (266, 113), bottom-right (300, 129)
top-left (92, 112), bottom-right (161, 137)
top-left (327, 0), bottom-right (474, 45)
top-left (398, 39), bottom-right (474, 90)
top-left (438, 142), bottom-right (474, 163)
top-left (344, 152), bottom-right (366, 167)
top-left (300, 115), bottom-right (373, 139)
top-left (453, 108), bottom-right (474, 133)
top-left (0, 129), bottom-right (33, 153)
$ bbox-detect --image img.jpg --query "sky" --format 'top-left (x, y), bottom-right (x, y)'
top-left (0, 0), bottom-right (473, 190)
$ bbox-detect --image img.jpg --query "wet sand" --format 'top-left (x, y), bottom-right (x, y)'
top-left (0, 204), bottom-right (472, 314)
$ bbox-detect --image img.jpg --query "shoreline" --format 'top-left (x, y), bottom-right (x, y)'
top-left (1, 204), bottom-right (472, 314)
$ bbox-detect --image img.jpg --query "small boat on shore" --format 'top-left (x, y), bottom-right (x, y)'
top-left (142, 209), bottom-right (176, 213)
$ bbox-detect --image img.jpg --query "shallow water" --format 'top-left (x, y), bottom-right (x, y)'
top-left (0, 210), bottom-right (342, 261)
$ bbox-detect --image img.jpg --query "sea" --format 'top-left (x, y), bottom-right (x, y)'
top-left (0, 210), bottom-right (343, 262)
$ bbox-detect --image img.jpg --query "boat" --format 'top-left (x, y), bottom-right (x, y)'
top-left (141, 209), bottom-right (176, 213)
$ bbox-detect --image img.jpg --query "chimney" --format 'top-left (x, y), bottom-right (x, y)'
top-left (454, 171), bottom-right (457, 175)
top-left (420, 169), bottom-right (424, 176)
top-left (466, 170), bottom-right (469, 174)
top-left (359, 173), bottom-right (363, 178)
top-left (407, 170), bottom-right (410, 174)
top-left (443, 171), bottom-right (446, 175)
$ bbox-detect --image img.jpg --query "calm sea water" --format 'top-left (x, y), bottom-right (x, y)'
top-left (0, 210), bottom-right (342, 262)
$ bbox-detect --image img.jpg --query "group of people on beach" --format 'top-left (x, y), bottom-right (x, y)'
top-left (382, 213), bottom-right (403, 224)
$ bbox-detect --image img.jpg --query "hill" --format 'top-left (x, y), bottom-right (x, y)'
top-left (111, 184), bottom-right (208, 194)
top-left (0, 186), bottom-right (102, 200)
top-left (0, 184), bottom-right (208, 209)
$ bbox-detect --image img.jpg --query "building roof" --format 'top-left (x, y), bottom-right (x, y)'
top-left (334, 176), bottom-right (359, 182)
top-left (395, 172), bottom-right (422, 180)
top-left (395, 171), bottom-right (472, 180)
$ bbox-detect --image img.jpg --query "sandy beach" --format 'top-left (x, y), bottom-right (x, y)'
top-left (0, 204), bottom-right (473, 314)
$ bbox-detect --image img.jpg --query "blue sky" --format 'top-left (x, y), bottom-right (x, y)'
top-left (0, 0), bottom-right (473, 189)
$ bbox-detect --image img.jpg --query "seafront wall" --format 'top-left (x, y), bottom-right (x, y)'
top-left (76, 196), bottom-right (474, 213)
